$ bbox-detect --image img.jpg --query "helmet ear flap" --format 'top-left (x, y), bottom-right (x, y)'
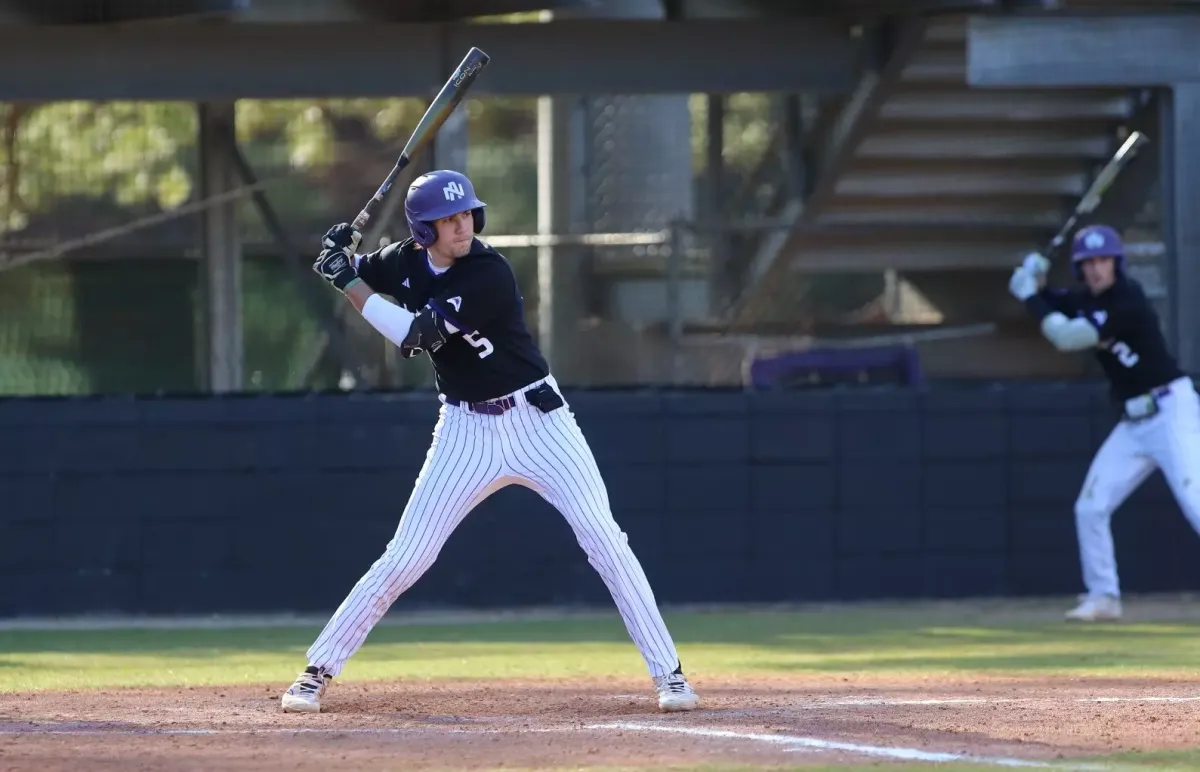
top-left (405, 208), bottom-right (438, 247)
top-left (472, 207), bottom-right (485, 234)
top-left (413, 221), bottom-right (437, 247)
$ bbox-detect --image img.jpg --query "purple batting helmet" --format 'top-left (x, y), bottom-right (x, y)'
top-left (404, 170), bottom-right (487, 248)
top-left (1070, 224), bottom-right (1125, 281)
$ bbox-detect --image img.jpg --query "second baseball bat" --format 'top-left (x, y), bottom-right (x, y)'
top-left (1046, 130), bottom-right (1149, 255)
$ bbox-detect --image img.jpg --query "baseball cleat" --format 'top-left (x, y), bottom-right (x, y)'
top-left (281, 665), bottom-right (332, 713)
top-left (1065, 594), bottom-right (1122, 621)
top-left (654, 668), bottom-right (699, 712)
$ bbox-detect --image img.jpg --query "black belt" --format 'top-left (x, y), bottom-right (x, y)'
top-left (446, 382), bottom-right (561, 416)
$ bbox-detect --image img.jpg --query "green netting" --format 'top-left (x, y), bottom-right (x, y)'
top-left (0, 255), bottom-right (355, 396)
top-left (240, 256), bottom-right (341, 393)
top-left (0, 259), bottom-right (194, 395)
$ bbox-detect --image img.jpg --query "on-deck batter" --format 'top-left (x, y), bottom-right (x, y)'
top-left (1010, 224), bottom-right (1200, 621)
top-left (281, 169), bottom-right (699, 713)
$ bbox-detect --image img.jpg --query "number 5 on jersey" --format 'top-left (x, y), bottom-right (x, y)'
top-left (464, 331), bottom-right (494, 359)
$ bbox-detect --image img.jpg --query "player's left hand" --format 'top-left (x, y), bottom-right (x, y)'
top-left (1008, 266), bottom-right (1038, 301)
top-left (1020, 252), bottom-right (1051, 276)
top-left (313, 223), bottom-right (363, 293)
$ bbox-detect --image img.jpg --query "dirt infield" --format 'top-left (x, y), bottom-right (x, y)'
top-left (2, 671), bottom-right (1198, 770)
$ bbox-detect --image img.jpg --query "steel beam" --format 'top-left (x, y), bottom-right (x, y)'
top-left (0, 19), bottom-right (856, 101)
top-left (198, 101), bottom-right (243, 394)
top-left (1161, 85), bottom-right (1200, 374)
top-left (536, 94), bottom-right (589, 382)
top-left (968, 14), bottom-right (1200, 87)
top-left (805, 20), bottom-right (928, 214)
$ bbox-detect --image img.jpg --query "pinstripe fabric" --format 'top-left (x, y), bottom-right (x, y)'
top-left (306, 405), bottom-right (504, 675)
top-left (305, 376), bottom-right (680, 679)
top-left (1074, 376), bottom-right (1200, 598)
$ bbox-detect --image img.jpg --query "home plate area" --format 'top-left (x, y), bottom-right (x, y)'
top-left (1, 674), bottom-right (1197, 770)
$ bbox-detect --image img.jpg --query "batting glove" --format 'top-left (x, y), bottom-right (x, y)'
top-left (1020, 251), bottom-right (1051, 276)
top-left (1008, 266), bottom-right (1038, 301)
top-left (313, 223), bottom-right (363, 293)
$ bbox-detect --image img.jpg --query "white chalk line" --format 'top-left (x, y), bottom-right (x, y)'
top-left (796, 695), bottom-right (1200, 708)
top-left (600, 695), bottom-right (1200, 709)
top-left (591, 722), bottom-right (1108, 770)
top-left (3, 719), bottom-right (1109, 769)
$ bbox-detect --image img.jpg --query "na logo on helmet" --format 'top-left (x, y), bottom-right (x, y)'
top-left (443, 181), bottom-right (465, 201)
top-left (1085, 232), bottom-right (1106, 250)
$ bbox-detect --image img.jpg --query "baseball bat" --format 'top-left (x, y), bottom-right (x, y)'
top-left (1046, 130), bottom-right (1149, 254)
top-left (351, 47), bottom-right (491, 232)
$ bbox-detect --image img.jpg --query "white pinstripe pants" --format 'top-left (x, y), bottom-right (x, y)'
top-left (305, 377), bottom-right (681, 678)
top-left (1074, 376), bottom-right (1200, 598)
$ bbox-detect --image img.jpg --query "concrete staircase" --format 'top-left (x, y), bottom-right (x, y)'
top-left (732, 15), bottom-right (1147, 330)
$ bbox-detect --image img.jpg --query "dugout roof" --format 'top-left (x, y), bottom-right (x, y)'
top-left (0, 0), bottom-right (1192, 100)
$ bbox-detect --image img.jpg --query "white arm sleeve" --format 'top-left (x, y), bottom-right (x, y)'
top-left (1040, 312), bottom-right (1101, 352)
top-left (361, 294), bottom-right (415, 349)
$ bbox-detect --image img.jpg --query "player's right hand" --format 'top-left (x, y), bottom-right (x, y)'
top-left (322, 223), bottom-right (362, 255)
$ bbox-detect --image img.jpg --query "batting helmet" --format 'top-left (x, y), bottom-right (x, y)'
top-left (404, 170), bottom-right (487, 248)
top-left (1070, 224), bottom-right (1125, 281)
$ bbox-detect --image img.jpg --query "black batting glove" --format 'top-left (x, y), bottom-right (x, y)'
top-left (322, 223), bottom-right (361, 253)
top-left (313, 223), bottom-right (363, 293)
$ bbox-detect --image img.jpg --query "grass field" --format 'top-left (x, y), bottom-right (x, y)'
top-left (2, 597), bottom-right (1200, 771)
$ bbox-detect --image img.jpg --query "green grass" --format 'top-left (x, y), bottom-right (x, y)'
top-left (3, 602), bottom-right (1200, 692)
top-left (5, 601), bottom-right (1200, 771)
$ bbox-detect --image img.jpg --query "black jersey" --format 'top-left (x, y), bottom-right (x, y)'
top-left (1039, 275), bottom-right (1183, 402)
top-left (356, 237), bottom-right (550, 402)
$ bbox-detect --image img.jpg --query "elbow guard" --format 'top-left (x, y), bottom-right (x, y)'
top-left (1040, 312), bottom-right (1100, 352)
top-left (401, 308), bottom-right (450, 358)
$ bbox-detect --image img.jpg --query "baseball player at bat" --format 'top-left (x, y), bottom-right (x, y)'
top-left (281, 170), bottom-right (699, 713)
top-left (1010, 224), bottom-right (1200, 621)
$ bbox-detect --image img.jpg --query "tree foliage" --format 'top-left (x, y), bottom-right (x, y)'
top-left (0, 101), bottom-right (197, 232)
top-left (0, 90), bottom-right (772, 238)
top-left (689, 92), bottom-right (774, 174)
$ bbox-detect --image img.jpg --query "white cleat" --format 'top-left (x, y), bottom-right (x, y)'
top-left (1065, 594), bottom-right (1122, 621)
top-left (281, 666), bottom-right (332, 713)
top-left (654, 670), bottom-right (699, 712)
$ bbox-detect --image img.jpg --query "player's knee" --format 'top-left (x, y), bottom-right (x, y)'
top-left (1166, 476), bottom-right (1200, 526)
top-left (576, 523), bottom-right (628, 552)
top-left (1074, 493), bottom-right (1110, 525)
top-left (378, 536), bottom-right (439, 574)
